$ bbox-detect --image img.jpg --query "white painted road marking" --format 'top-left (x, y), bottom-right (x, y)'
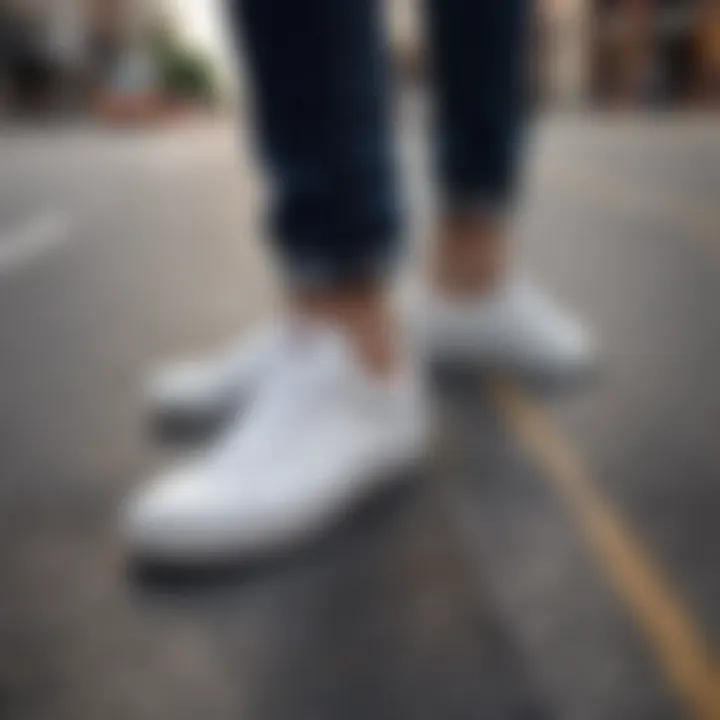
top-left (0, 211), bottom-right (73, 276)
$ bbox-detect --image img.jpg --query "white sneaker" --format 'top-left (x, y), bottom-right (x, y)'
top-left (147, 324), bottom-right (282, 427)
top-left (124, 325), bottom-right (427, 562)
top-left (148, 281), bottom-right (595, 430)
top-left (412, 280), bottom-right (596, 376)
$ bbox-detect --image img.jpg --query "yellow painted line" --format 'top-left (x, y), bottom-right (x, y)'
top-left (543, 168), bottom-right (720, 259)
top-left (492, 379), bottom-right (720, 720)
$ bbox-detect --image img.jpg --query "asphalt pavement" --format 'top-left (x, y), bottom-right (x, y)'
top-left (0, 110), bottom-right (719, 720)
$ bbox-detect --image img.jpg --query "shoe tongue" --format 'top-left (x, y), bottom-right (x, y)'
top-left (280, 320), bottom-right (356, 380)
top-left (285, 320), bottom-right (332, 353)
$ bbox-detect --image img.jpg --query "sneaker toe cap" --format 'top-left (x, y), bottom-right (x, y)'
top-left (121, 471), bottom-right (243, 561)
top-left (148, 364), bottom-right (226, 414)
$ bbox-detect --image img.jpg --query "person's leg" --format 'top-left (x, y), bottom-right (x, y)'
top-left (123, 0), bottom-right (426, 562)
top-left (233, 0), bottom-right (401, 372)
top-left (147, 0), bottom-right (406, 420)
top-left (420, 0), bottom-right (595, 373)
top-left (425, 0), bottom-right (527, 294)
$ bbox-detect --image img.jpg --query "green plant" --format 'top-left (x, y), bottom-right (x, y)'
top-left (150, 21), bottom-right (218, 105)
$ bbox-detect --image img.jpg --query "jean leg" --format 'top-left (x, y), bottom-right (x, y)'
top-left (424, 0), bottom-right (530, 213)
top-left (227, 0), bottom-right (401, 287)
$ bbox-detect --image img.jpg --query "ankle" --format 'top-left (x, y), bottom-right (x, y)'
top-left (432, 212), bottom-right (509, 297)
top-left (289, 282), bottom-right (401, 376)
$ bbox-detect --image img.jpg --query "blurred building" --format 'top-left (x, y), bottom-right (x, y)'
top-left (388, 0), bottom-right (719, 108)
top-left (4, 0), bottom-right (716, 115)
top-left (536, 0), bottom-right (591, 105)
top-left (589, 0), bottom-right (687, 104)
top-left (542, 0), bottom-right (720, 106)
top-left (0, 0), bottom-right (160, 117)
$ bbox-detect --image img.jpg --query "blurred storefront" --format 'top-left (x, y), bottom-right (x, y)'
top-left (386, 0), bottom-right (719, 109)
top-left (536, 0), bottom-right (591, 106)
top-left (586, 0), bottom-right (720, 106)
top-left (696, 0), bottom-right (720, 101)
top-left (387, 0), bottom-right (717, 107)
top-left (590, 0), bottom-right (681, 105)
top-left (4, 0), bottom-right (716, 116)
top-left (0, 0), bottom-right (78, 115)
top-left (535, 0), bottom-right (720, 107)
top-left (0, 0), bottom-right (163, 118)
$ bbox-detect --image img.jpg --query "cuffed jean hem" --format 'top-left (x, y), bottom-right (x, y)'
top-left (442, 191), bottom-right (514, 222)
top-left (275, 241), bottom-right (402, 291)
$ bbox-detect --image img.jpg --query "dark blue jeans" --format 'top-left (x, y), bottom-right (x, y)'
top-left (230, 0), bottom-right (528, 286)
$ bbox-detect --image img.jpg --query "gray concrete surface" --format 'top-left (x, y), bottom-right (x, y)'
top-left (0, 111), bottom-right (718, 719)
